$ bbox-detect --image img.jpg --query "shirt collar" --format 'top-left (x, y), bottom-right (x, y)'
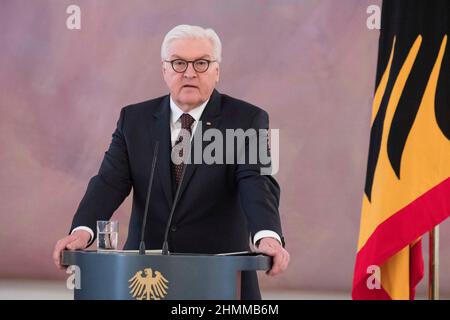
top-left (170, 96), bottom-right (209, 124)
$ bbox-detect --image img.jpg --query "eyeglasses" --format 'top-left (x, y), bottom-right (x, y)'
top-left (164, 58), bottom-right (217, 73)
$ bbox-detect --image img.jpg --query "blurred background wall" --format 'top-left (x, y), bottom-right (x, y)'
top-left (2, 0), bottom-right (448, 298)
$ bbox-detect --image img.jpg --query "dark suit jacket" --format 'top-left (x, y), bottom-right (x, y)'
top-left (70, 89), bottom-right (283, 299)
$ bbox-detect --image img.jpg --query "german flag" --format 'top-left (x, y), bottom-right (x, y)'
top-left (353, 0), bottom-right (450, 299)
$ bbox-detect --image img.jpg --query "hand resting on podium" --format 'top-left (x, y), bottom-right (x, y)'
top-left (53, 229), bottom-right (90, 270)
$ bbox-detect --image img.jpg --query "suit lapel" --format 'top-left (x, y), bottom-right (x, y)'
top-left (177, 89), bottom-right (223, 200)
top-left (152, 96), bottom-right (173, 206)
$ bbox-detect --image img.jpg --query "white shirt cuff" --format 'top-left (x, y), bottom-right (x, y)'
top-left (71, 226), bottom-right (94, 245)
top-left (253, 230), bottom-right (282, 246)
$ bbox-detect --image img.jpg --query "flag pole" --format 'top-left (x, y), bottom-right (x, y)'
top-left (428, 226), bottom-right (439, 300)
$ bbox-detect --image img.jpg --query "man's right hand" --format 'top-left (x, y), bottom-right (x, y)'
top-left (52, 230), bottom-right (91, 270)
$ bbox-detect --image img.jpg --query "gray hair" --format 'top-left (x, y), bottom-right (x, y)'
top-left (161, 24), bottom-right (222, 63)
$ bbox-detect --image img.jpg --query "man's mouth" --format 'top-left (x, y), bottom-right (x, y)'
top-left (182, 85), bottom-right (198, 89)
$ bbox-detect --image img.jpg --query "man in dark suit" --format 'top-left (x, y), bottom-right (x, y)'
top-left (53, 24), bottom-right (289, 299)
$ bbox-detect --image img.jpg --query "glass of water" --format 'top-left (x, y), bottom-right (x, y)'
top-left (97, 220), bottom-right (118, 251)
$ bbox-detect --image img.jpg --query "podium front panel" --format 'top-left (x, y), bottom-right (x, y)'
top-left (62, 250), bottom-right (271, 300)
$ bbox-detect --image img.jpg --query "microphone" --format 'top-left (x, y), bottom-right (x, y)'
top-left (162, 145), bottom-right (191, 255)
top-left (139, 141), bottom-right (159, 255)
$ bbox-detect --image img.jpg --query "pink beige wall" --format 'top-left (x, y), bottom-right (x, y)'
top-left (2, 0), bottom-right (448, 295)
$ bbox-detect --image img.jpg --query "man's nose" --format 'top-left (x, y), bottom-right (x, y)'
top-left (183, 62), bottom-right (197, 78)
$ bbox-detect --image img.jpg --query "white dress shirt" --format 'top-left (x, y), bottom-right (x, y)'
top-left (169, 96), bottom-right (208, 147)
top-left (72, 96), bottom-right (282, 248)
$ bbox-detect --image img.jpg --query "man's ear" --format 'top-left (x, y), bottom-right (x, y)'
top-left (215, 65), bottom-right (220, 83)
top-left (162, 61), bottom-right (166, 76)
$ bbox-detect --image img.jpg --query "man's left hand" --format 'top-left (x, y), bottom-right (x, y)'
top-left (256, 237), bottom-right (290, 276)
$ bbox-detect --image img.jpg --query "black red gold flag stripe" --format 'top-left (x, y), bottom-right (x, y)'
top-left (353, 0), bottom-right (450, 299)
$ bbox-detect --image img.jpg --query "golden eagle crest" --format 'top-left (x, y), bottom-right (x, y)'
top-left (128, 268), bottom-right (169, 300)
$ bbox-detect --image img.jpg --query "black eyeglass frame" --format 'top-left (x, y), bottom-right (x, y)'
top-left (164, 58), bottom-right (218, 73)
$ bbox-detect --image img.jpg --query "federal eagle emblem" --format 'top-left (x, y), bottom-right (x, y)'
top-left (128, 268), bottom-right (169, 300)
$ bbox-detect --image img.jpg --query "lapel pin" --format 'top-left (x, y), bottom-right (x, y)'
top-left (206, 121), bottom-right (212, 126)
